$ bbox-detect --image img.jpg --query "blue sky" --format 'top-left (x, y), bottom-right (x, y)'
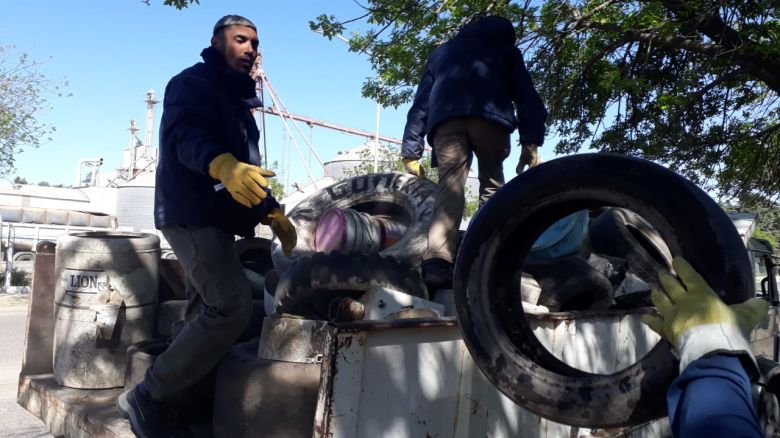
top-left (2, 0), bottom-right (556, 189)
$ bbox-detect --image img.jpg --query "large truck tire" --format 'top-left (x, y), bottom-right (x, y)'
top-left (589, 207), bottom-right (673, 288)
top-left (525, 255), bottom-right (614, 311)
top-left (275, 251), bottom-right (428, 319)
top-left (454, 153), bottom-right (753, 428)
top-left (235, 237), bottom-right (274, 276)
top-left (271, 173), bottom-right (437, 274)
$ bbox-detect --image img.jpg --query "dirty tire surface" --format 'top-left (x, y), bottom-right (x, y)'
top-left (525, 255), bottom-right (614, 311)
top-left (271, 173), bottom-right (437, 274)
top-left (454, 153), bottom-right (753, 428)
top-left (589, 207), bottom-right (673, 288)
top-left (275, 251), bottom-right (428, 319)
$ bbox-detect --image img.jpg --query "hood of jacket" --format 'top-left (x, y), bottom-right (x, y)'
top-left (455, 15), bottom-right (516, 44)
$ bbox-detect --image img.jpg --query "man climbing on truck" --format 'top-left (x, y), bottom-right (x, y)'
top-left (117, 15), bottom-right (297, 437)
top-left (400, 15), bottom-right (548, 290)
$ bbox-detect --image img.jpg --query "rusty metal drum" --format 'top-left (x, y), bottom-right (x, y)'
top-left (53, 231), bottom-right (159, 389)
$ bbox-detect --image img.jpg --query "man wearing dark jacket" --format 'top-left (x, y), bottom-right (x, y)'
top-left (117, 15), bottom-right (296, 437)
top-left (401, 15), bottom-right (547, 288)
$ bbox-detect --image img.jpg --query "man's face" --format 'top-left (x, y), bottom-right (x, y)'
top-left (211, 25), bottom-right (259, 74)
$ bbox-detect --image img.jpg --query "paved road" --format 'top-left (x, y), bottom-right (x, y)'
top-left (0, 301), bottom-right (52, 437)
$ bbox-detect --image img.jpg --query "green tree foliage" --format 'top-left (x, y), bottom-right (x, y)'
top-left (463, 186), bottom-right (479, 219)
top-left (753, 229), bottom-right (778, 250)
top-left (0, 44), bottom-right (66, 178)
top-left (12, 176), bottom-right (27, 185)
top-left (161, 0), bottom-right (199, 9)
top-left (724, 200), bottom-right (780, 251)
top-left (311, 1), bottom-right (780, 202)
top-left (742, 201), bottom-right (780, 251)
top-left (341, 144), bottom-right (439, 179)
top-left (0, 268), bottom-right (29, 286)
top-left (266, 160), bottom-right (286, 199)
top-left (341, 144), bottom-right (406, 177)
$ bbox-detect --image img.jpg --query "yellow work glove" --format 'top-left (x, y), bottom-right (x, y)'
top-left (642, 257), bottom-right (768, 372)
top-left (517, 143), bottom-right (539, 174)
top-left (208, 153), bottom-right (276, 208)
top-left (264, 208), bottom-right (297, 256)
top-left (402, 158), bottom-right (426, 179)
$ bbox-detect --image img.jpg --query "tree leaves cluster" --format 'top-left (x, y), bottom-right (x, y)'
top-left (310, 0), bottom-right (780, 202)
top-left (0, 44), bottom-right (66, 178)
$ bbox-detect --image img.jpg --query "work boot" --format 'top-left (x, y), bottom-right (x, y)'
top-left (422, 258), bottom-right (454, 291)
top-left (116, 382), bottom-right (186, 438)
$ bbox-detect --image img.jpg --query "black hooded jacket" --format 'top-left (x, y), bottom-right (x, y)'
top-left (401, 16), bottom-right (548, 161)
top-left (154, 46), bottom-right (279, 237)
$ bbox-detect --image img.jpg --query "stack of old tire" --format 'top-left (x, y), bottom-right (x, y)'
top-left (267, 172), bottom-right (437, 319)
top-left (213, 173), bottom-right (439, 436)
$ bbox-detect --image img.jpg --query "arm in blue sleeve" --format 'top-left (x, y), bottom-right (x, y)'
top-left (163, 75), bottom-right (227, 175)
top-left (509, 48), bottom-right (547, 146)
top-left (401, 67), bottom-right (434, 160)
top-left (668, 354), bottom-right (762, 438)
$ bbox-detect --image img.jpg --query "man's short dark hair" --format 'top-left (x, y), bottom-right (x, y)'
top-left (213, 15), bottom-right (256, 36)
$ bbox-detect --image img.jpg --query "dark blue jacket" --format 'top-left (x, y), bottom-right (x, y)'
top-left (401, 16), bottom-right (548, 161)
top-left (668, 354), bottom-right (762, 437)
top-left (154, 47), bottom-right (279, 237)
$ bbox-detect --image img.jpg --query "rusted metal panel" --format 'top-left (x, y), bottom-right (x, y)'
top-left (20, 241), bottom-right (57, 377)
top-left (359, 286), bottom-right (444, 320)
top-left (750, 306), bottom-right (778, 359)
top-left (335, 316), bottom-right (458, 332)
top-left (326, 331), bottom-right (368, 437)
top-left (318, 317), bottom-right (671, 437)
top-left (258, 316), bottom-right (332, 363)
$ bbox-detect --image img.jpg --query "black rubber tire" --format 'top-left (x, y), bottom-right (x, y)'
top-left (271, 173), bottom-right (437, 274)
top-left (275, 251), bottom-right (428, 319)
top-left (589, 207), bottom-right (673, 288)
top-left (454, 153), bottom-right (753, 428)
top-left (235, 237), bottom-right (274, 276)
top-left (525, 256), bottom-right (614, 311)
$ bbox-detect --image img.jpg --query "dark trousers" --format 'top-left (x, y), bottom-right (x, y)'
top-left (426, 117), bottom-right (510, 263)
top-left (144, 225), bottom-right (252, 402)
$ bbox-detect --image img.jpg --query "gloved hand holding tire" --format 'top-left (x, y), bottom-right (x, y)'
top-left (262, 209), bottom-right (297, 256)
top-left (402, 158), bottom-right (426, 179)
top-left (643, 257), bottom-right (768, 373)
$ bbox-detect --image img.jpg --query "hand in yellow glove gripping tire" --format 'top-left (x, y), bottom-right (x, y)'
top-left (209, 153), bottom-right (276, 208)
top-left (402, 158), bottom-right (426, 179)
top-left (642, 257), bottom-right (768, 373)
top-left (264, 209), bottom-right (297, 256)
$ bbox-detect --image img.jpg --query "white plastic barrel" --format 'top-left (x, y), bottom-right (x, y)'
top-left (53, 231), bottom-right (160, 389)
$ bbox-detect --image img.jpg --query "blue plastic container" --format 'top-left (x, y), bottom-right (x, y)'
top-left (529, 210), bottom-right (589, 260)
